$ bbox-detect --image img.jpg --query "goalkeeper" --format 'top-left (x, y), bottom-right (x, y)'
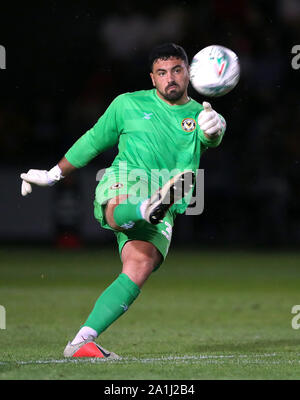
top-left (20, 43), bottom-right (226, 359)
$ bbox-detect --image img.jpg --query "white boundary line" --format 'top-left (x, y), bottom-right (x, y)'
top-left (1, 353), bottom-right (291, 366)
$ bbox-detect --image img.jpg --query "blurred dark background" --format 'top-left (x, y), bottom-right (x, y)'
top-left (0, 0), bottom-right (299, 250)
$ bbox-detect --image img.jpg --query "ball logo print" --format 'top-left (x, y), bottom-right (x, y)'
top-left (214, 52), bottom-right (228, 77)
top-left (0, 45), bottom-right (6, 70)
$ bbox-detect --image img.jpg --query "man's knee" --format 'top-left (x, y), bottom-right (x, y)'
top-left (124, 255), bottom-right (155, 273)
top-left (121, 241), bottom-right (162, 287)
top-left (122, 258), bottom-right (155, 288)
top-left (122, 240), bottom-right (161, 265)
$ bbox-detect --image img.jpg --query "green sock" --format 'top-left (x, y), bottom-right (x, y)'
top-left (113, 196), bottom-right (146, 229)
top-left (83, 273), bottom-right (141, 335)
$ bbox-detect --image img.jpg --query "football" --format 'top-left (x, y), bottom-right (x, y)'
top-left (189, 45), bottom-right (240, 97)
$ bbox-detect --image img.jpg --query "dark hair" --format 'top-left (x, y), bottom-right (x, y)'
top-left (149, 43), bottom-right (189, 71)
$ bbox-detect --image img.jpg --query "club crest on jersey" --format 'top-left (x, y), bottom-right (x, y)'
top-left (110, 183), bottom-right (124, 190)
top-left (181, 118), bottom-right (196, 132)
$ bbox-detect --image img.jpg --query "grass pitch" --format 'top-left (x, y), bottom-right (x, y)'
top-left (1, 246), bottom-right (300, 380)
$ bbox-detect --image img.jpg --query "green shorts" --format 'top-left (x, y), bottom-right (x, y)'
top-left (93, 171), bottom-right (175, 270)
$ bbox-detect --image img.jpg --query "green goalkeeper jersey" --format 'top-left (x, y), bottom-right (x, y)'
top-left (65, 88), bottom-right (225, 214)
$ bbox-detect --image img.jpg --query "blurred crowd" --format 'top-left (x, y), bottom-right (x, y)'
top-left (0, 0), bottom-right (299, 247)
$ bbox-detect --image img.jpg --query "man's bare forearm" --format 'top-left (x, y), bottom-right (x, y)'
top-left (58, 156), bottom-right (77, 177)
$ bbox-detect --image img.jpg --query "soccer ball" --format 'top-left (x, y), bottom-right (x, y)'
top-left (189, 45), bottom-right (240, 97)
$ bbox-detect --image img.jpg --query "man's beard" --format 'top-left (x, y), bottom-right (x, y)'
top-left (159, 84), bottom-right (185, 103)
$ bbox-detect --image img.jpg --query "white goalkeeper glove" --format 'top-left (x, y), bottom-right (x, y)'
top-left (198, 101), bottom-right (224, 137)
top-left (20, 165), bottom-right (64, 196)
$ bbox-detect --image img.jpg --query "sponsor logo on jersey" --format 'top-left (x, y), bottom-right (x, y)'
top-left (143, 112), bottom-right (153, 120)
top-left (181, 118), bottom-right (196, 132)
